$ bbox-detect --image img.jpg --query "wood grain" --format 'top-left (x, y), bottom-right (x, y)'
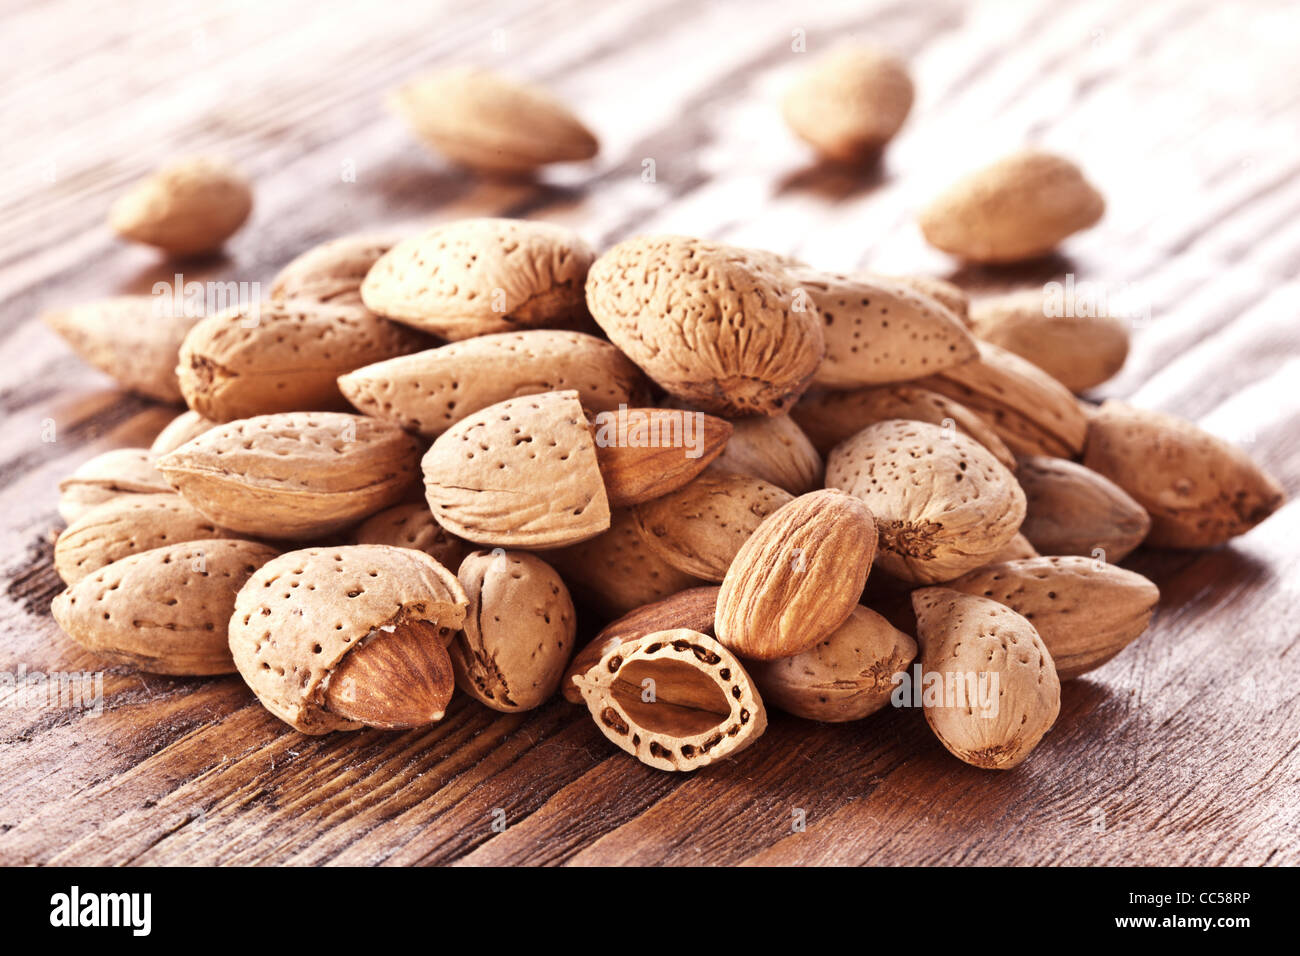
top-left (2, 0), bottom-right (1298, 865)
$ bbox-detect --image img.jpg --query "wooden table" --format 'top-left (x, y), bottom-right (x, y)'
top-left (3, 0), bottom-right (1297, 866)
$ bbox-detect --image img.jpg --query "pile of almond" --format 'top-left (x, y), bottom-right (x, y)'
top-left (43, 53), bottom-right (1285, 773)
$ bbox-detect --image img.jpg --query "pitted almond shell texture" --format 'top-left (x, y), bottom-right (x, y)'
top-left (791, 383), bottom-right (1017, 470)
top-left (573, 628), bottom-right (767, 772)
top-left (52, 539), bottom-right (279, 675)
top-left (108, 157), bottom-right (252, 255)
top-left (1016, 454), bottom-right (1150, 561)
top-left (178, 299), bottom-right (426, 422)
top-left (229, 545), bottom-right (467, 734)
top-left (159, 412), bottom-right (421, 540)
top-left (352, 502), bottom-right (468, 569)
top-left (715, 489), bottom-right (877, 660)
top-left (586, 236), bottom-right (826, 417)
top-left (745, 605), bottom-right (917, 722)
top-left (825, 419), bottom-right (1025, 583)
top-left (452, 550), bottom-right (576, 712)
top-left (919, 151), bottom-right (1104, 263)
top-left (270, 233), bottom-right (400, 305)
top-left (633, 471), bottom-right (793, 582)
top-left (944, 556), bottom-right (1159, 679)
top-left (783, 270), bottom-right (977, 389)
top-left (546, 506), bottom-right (705, 619)
top-left (361, 218), bottom-right (595, 340)
top-left (54, 493), bottom-right (235, 586)
top-left (915, 340), bottom-right (1089, 457)
top-left (421, 390), bottom-right (610, 549)
top-left (912, 587), bottom-right (1060, 769)
top-left (709, 413), bottom-right (824, 495)
top-left (880, 275), bottom-right (971, 324)
top-left (562, 585), bottom-right (720, 704)
top-left (390, 68), bottom-right (598, 174)
top-left (58, 448), bottom-right (173, 524)
top-left (340, 330), bottom-right (650, 438)
top-left (43, 296), bottom-right (202, 402)
top-left (1082, 401), bottom-right (1284, 547)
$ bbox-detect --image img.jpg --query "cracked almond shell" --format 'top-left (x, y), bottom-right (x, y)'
top-left (452, 550), bottom-right (576, 712)
top-left (715, 489), bottom-right (877, 660)
top-left (52, 539), bottom-right (279, 675)
top-left (792, 383), bottom-right (1016, 470)
top-left (945, 556), bottom-right (1158, 679)
top-left (573, 628), bottom-right (766, 772)
top-left (340, 330), bottom-right (650, 438)
top-left (159, 412), bottom-right (421, 540)
top-left (826, 419), bottom-right (1025, 583)
top-left (1082, 400), bottom-right (1284, 547)
top-left (178, 299), bottom-right (426, 422)
top-left (361, 218), bottom-right (595, 340)
top-left (422, 390), bottom-right (610, 549)
top-left (562, 586), bottom-right (720, 704)
top-left (912, 587), bottom-right (1061, 769)
top-left (919, 151), bottom-right (1104, 263)
top-left (633, 471), bottom-right (793, 582)
top-left (746, 605), bottom-right (916, 722)
top-left (586, 236), bottom-right (826, 417)
top-left (229, 545), bottom-right (467, 734)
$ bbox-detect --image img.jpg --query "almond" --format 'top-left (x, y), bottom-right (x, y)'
top-left (1016, 454), bottom-right (1150, 561)
top-left (783, 45), bottom-right (913, 162)
top-left (572, 629), bottom-right (766, 771)
top-left (1082, 401), bottom-right (1284, 547)
top-left (783, 270), bottom-right (977, 388)
top-left (912, 587), bottom-right (1060, 769)
top-left (826, 419), bottom-right (1025, 583)
top-left (54, 493), bottom-right (235, 586)
top-left (421, 390), bottom-right (610, 549)
top-left (882, 275), bottom-right (971, 325)
top-left (339, 330), bottom-right (650, 438)
top-left (970, 289), bottom-right (1130, 392)
top-left (229, 545), bottom-right (467, 734)
top-left (945, 556), bottom-right (1159, 679)
top-left (715, 489), bottom-right (877, 660)
top-left (451, 550), bottom-right (576, 712)
top-left (51, 539), bottom-right (278, 675)
top-left (43, 296), bottom-right (201, 402)
top-left (710, 413), bottom-right (823, 494)
top-left (177, 299), bottom-right (426, 422)
top-left (987, 532), bottom-right (1040, 563)
top-left (108, 157), bottom-right (252, 256)
top-left (150, 410), bottom-right (217, 455)
top-left (562, 586), bottom-right (720, 704)
top-left (633, 471), bottom-right (793, 582)
top-left (390, 68), bottom-right (598, 174)
top-left (361, 218), bottom-right (595, 340)
top-left (586, 236), bottom-right (826, 417)
top-left (546, 507), bottom-right (705, 619)
top-left (352, 502), bottom-right (467, 570)
top-left (270, 233), bottom-right (399, 305)
top-left (159, 412), bottom-right (421, 540)
top-left (591, 407), bottom-right (732, 507)
top-left (915, 340), bottom-right (1089, 457)
top-left (791, 383), bottom-right (1017, 471)
top-left (745, 605), bottom-right (916, 722)
top-left (58, 449), bottom-right (172, 524)
top-left (919, 150), bottom-right (1104, 263)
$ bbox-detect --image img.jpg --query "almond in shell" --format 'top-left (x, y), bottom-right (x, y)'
top-left (108, 157), bottom-right (252, 256)
top-left (159, 412), bottom-right (421, 540)
top-left (150, 410), bottom-right (217, 454)
top-left (270, 233), bottom-right (399, 305)
top-left (1016, 454), bottom-right (1150, 561)
top-left (783, 45), bottom-right (914, 162)
top-left (58, 448), bottom-right (172, 524)
top-left (51, 539), bottom-right (279, 675)
top-left (710, 413), bottom-right (823, 495)
top-left (352, 502), bottom-right (467, 570)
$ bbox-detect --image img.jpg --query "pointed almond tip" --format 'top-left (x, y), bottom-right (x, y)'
top-left (324, 620), bottom-right (455, 729)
